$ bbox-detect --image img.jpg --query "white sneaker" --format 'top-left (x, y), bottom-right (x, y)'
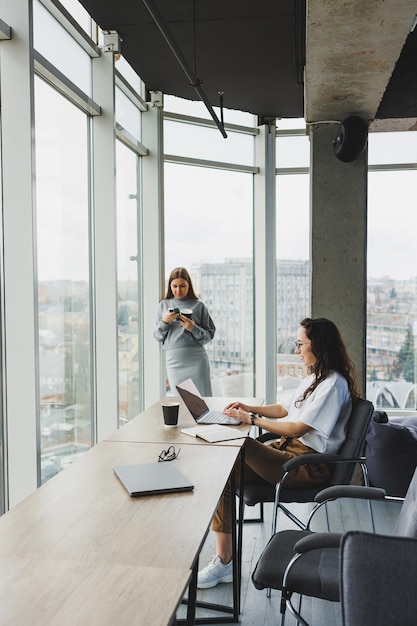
top-left (197, 555), bottom-right (233, 589)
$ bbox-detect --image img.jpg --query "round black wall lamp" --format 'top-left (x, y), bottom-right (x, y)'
top-left (333, 115), bottom-right (368, 162)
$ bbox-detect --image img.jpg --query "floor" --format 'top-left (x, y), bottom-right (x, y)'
top-left (177, 495), bottom-right (402, 626)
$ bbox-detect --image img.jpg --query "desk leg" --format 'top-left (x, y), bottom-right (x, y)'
top-left (179, 452), bottom-right (243, 625)
top-left (236, 445), bottom-right (245, 615)
top-left (230, 463), bottom-right (239, 621)
top-left (186, 561), bottom-right (198, 626)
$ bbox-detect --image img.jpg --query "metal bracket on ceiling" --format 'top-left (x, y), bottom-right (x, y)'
top-left (102, 30), bottom-right (122, 54)
top-left (141, 0), bottom-right (227, 138)
top-left (150, 91), bottom-right (163, 108)
top-left (258, 117), bottom-right (277, 134)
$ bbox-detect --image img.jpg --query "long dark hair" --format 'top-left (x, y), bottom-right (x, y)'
top-left (296, 317), bottom-right (361, 405)
top-left (165, 267), bottom-right (198, 299)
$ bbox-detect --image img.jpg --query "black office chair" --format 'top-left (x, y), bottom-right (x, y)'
top-left (242, 398), bottom-right (375, 533)
top-left (340, 531), bottom-right (417, 626)
top-left (365, 411), bottom-right (417, 497)
top-left (251, 466), bottom-right (417, 626)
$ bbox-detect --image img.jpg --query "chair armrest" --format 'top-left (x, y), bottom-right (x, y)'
top-left (314, 484), bottom-right (386, 504)
top-left (258, 442), bottom-right (366, 473)
top-left (294, 532), bottom-right (342, 553)
top-left (282, 453), bottom-right (367, 473)
top-left (256, 432), bottom-right (280, 444)
top-left (282, 453), bottom-right (341, 471)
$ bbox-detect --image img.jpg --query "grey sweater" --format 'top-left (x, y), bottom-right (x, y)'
top-left (154, 297), bottom-right (216, 351)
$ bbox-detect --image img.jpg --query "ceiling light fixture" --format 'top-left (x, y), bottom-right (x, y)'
top-left (141, 0), bottom-right (227, 138)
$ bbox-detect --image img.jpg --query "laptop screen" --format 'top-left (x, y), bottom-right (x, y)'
top-left (176, 379), bottom-right (210, 421)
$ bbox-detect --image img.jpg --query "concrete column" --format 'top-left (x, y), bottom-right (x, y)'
top-left (310, 123), bottom-right (367, 393)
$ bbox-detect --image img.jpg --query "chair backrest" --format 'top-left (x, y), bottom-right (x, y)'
top-left (341, 531), bottom-right (417, 626)
top-left (329, 398), bottom-right (374, 486)
top-left (393, 466), bottom-right (417, 537)
top-left (365, 412), bottom-right (417, 497)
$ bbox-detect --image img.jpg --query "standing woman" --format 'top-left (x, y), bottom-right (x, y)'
top-left (154, 267), bottom-right (216, 396)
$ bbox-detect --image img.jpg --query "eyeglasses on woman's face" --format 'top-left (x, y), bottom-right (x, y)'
top-left (294, 340), bottom-right (310, 350)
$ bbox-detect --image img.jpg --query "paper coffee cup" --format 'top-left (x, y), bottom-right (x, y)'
top-left (162, 402), bottom-right (179, 427)
top-left (180, 308), bottom-right (193, 319)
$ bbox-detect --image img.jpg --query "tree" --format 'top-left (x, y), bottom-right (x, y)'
top-left (395, 328), bottom-right (415, 382)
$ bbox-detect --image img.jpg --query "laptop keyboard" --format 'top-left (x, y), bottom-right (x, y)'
top-left (197, 410), bottom-right (241, 425)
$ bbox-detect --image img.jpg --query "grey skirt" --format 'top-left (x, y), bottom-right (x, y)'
top-left (165, 345), bottom-right (212, 396)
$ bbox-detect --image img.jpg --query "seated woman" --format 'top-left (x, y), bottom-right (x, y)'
top-left (197, 317), bottom-right (361, 589)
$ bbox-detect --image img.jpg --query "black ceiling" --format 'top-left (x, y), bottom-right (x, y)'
top-left (376, 29), bottom-right (417, 120)
top-left (78, 0), bottom-right (417, 123)
top-left (80, 0), bottom-right (306, 119)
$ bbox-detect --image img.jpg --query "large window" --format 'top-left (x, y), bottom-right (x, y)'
top-left (164, 98), bottom-right (255, 397)
top-left (34, 77), bottom-right (93, 484)
top-left (164, 163), bottom-right (254, 396)
top-left (33, 0), bottom-right (92, 95)
top-left (276, 120), bottom-right (310, 402)
top-left (367, 135), bottom-right (417, 410)
top-left (164, 119), bottom-right (254, 165)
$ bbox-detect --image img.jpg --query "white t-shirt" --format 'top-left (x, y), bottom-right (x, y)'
top-left (281, 371), bottom-right (352, 453)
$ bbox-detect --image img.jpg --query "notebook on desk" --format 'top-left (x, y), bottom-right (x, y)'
top-left (176, 378), bottom-right (241, 425)
top-left (181, 424), bottom-right (250, 442)
top-left (113, 462), bottom-right (194, 497)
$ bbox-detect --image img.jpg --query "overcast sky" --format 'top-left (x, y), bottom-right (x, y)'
top-left (34, 86), bottom-right (417, 284)
top-left (164, 112), bottom-right (417, 282)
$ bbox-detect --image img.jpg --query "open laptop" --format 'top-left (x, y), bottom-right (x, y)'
top-left (113, 462), bottom-right (194, 497)
top-left (176, 378), bottom-right (241, 425)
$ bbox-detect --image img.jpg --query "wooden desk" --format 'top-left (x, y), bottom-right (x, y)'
top-left (106, 396), bottom-right (262, 445)
top-left (0, 394), bottom-right (262, 625)
top-left (0, 557), bottom-right (189, 626)
top-left (0, 441), bottom-right (239, 571)
top-left (103, 396), bottom-right (262, 623)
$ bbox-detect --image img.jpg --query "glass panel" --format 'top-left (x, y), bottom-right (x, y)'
top-left (276, 134), bottom-right (310, 168)
top-left (116, 86), bottom-right (141, 141)
top-left (367, 165), bottom-right (417, 410)
top-left (60, 0), bottom-right (92, 35)
top-left (34, 77), bottom-right (92, 484)
top-left (276, 118), bottom-right (306, 131)
top-left (116, 141), bottom-right (141, 424)
top-left (164, 94), bottom-right (256, 127)
top-left (164, 163), bottom-right (254, 396)
top-left (115, 56), bottom-right (143, 94)
top-left (164, 120), bottom-right (254, 165)
top-left (368, 131), bottom-right (417, 165)
top-left (276, 173), bottom-right (310, 402)
top-left (33, 0), bottom-right (92, 96)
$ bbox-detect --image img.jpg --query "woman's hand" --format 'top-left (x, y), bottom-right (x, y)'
top-left (224, 400), bottom-right (251, 412)
top-left (162, 311), bottom-right (180, 324)
top-left (179, 315), bottom-right (195, 331)
top-left (223, 407), bottom-right (252, 424)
